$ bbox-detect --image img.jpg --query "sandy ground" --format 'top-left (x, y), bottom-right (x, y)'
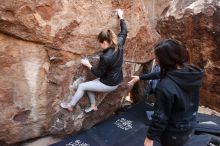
top-left (22, 136), bottom-right (61, 146)
top-left (198, 106), bottom-right (220, 116)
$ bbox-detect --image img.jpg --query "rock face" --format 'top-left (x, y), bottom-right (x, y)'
top-left (0, 0), bottom-right (158, 145)
top-left (156, 0), bottom-right (220, 111)
top-left (143, 0), bottom-right (171, 28)
top-left (0, 33), bottom-right (49, 145)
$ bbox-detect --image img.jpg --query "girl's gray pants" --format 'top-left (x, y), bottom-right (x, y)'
top-left (70, 78), bottom-right (118, 106)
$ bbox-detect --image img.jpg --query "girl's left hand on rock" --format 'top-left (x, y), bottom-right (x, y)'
top-left (81, 58), bottom-right (91, 68)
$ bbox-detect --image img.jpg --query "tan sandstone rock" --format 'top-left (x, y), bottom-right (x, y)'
top-left (0, 33), bottom-right (49, 145)
top-left (0, 0), bottom-right (159, 145)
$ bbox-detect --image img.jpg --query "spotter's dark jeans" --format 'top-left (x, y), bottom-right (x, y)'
top-left (152, 130), bottom-right (193, 146)
top-left (160, 130), bottom-right (193, 146)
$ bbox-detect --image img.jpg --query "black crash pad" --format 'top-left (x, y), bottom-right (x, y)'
top-left (50, 102), bottom-right (220, 146)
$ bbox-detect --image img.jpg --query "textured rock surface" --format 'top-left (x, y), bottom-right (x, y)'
top-left (143, 0), bottom-right (171, 28)
top-left (0, 33), bottom-right (48, 145)
top-left (0, 0), bottom-right (157, 56)
top-left (0, 0), bottom-right (159, 145)
top-left (156, 0), bottom-right (220, 111)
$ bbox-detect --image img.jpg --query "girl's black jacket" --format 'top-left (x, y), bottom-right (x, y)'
top-left (145, 65), bottom-right (204, 140)
top-left (91, 19), bottom-right (128, 86)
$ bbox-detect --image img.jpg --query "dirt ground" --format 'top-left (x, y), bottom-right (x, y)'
top-left (22, 136), bottom-right (61, 146)
top-left (198, 106), bottom-right (220, 116)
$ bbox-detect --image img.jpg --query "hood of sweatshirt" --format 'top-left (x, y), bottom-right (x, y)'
top-left (167, 64), bottom-right (204, 91)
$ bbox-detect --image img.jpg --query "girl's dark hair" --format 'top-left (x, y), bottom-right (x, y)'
top-left (97, 29), bottom-right (118, 49)
top-left (154, 39), bottom-right (189, 77)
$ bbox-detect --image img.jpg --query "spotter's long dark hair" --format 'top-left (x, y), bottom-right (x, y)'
top-left (154, 39), bottom-right (190, 78)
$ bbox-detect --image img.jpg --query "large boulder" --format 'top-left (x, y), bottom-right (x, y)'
top-left (0, 0), bottom-right (158, 145)
top-left (156, 0), bottom-right (220, 111)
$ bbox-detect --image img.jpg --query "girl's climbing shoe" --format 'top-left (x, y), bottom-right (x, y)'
top-left (85, 105), bottom-right (98, 113)
top-left (60, 102), bottom-right (74, 112)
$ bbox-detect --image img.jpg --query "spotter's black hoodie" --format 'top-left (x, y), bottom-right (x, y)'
top-left (146, 64), bottom-right (204, 140)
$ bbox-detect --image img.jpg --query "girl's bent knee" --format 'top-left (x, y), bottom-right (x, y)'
top-left (78, 83), bottom-right (86, 89)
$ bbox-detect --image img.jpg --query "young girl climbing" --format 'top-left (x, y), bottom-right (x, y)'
top-left (60, 9), bottom-right (128, 113)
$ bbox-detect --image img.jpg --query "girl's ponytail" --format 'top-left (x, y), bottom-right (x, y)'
top-left (107, 29), bottom-right (118, 49)
top-left (186, 48), bottom-right (191, 64)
